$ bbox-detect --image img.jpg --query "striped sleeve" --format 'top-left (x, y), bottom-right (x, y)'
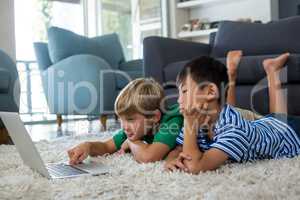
top-left (210, 126), bottom-right (249, 162)
top-left (176, 128), bottom-right (184, 145)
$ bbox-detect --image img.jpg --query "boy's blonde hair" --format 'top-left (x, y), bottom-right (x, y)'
top-left (115, 78), bottom-right (164, 117)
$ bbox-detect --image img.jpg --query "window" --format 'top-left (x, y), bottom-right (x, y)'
top-left (99, 0), bottom-right (133, 59)
top-left (97, 0), bottom-right (163, 60)
top-left (138, 0), bottom-right (162, 58)
top-left (14, 0), bottom-right (84, 122)
top-left (14, 0), bottom-right (165, 122)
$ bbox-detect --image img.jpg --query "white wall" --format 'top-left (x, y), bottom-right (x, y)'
top-left (0, 0), bottom-right (16, 60)
top-left (168, 0), bottom-right (279, 41)
top-left (169, 0), bottom-right (189, 39)
top-left (190, 0), bottom-right (275, 23)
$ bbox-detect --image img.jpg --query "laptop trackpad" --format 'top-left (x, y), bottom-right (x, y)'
top-left (74, 160), bottom-right (109, 176)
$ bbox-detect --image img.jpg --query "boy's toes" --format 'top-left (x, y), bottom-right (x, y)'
top-left (263, 53), bottom-right (290, 73)
top-left (227, 50), bottom-right (243, 58)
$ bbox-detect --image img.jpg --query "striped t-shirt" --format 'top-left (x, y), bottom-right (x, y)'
top-left (176, 104), bottom-right (300, 162)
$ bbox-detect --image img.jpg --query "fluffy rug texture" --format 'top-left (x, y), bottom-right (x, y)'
top-left (1, 134), bottom-right (300, 200)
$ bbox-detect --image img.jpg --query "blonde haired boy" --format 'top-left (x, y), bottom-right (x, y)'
top-left (68, 78), bottom-right (183, 164)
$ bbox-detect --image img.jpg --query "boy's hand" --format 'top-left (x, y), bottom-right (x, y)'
top-left (164, 153), bottom-right (192, 172)
top-left (176, 152), bottom-right (192, 172)
top-left (227, 50), bottom-right (242, 81)
top-left (118, 139), bottom-right (131, 154)
top-left (67, 142), bottom-right (91, 165)
top-left (183, 102), bottom-right (210, 131)
top-left (164, 159), bottom-right (180, 171)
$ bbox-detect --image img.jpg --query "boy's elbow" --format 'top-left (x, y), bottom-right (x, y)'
top-left (187, 163), bottom-right (200, 174)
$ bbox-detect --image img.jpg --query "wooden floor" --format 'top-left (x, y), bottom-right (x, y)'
top-left (0, 128), bottom-right (13, 144)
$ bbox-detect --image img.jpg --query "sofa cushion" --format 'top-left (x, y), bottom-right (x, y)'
top-left (217, 54), bottom-right (300, 84)
top-left (235, 84), bottom-right (300, 116)
top-left (212, 17), bottom-right (300, 57)
top-left (163, 53), bottom-right (300, 86)
top-left (33, 42), bottom-right (52, 71)
top-left (116, 59), bottom-right (144, 89)
top-left (164, 87), bottom-right (179, 107)
top-left (163, 60), bottom-right (188, 83)
top-left (119, 59), bottom-right (143, 72)
top-left (0, 69), bottom-right (10, 93)
top-left (47, 27), bottom-right (125, 69)
top-left (116, 70), bottom-right (143, 89)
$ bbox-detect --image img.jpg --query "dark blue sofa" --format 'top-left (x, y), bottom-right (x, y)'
top-left (143, 16), bottom-right (300, 116)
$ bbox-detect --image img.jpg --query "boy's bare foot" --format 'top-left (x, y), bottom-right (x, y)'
top-left (227, 50), bottom-right (243, 81)
top-left (263, 53), bottom-right (290, 75)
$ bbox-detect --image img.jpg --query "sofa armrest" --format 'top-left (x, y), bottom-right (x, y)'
top-left (0, 50), bottom-right (20, 113)
top-left (0, 69), bottom-right (9, 93)
top-left (33, 42), bottom-right (52, 71)
top-left (143, 36), bottom-right (211, 83)
top-left (42, 54), bottom-right (118, 114)
top-left (119, 59), bottom-right (143, 72)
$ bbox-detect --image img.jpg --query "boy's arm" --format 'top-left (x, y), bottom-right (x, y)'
top-left (89, 138), bottom-right (117, 156)
top-left (165, 146), bottom-right (182, 162)
top-left (127, 115), bottom-right (183, 163)
top-left (182, 119), bottom-right (204, 165)
top-left (164, 146), bottom-right (183, 171)
top-left (181, 148), bottom-right (228, 174)
top-left (68, 138), bottom-right (117, 165)
top-left (182, 118), bottom-right (228, 174)
top-left (127, 140), bottom-right (170, 163)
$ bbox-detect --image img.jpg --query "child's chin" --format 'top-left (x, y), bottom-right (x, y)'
top-left (128, 136), bottom-right (138, 141)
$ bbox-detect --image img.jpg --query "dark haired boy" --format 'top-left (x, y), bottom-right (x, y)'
top-left (165, 53), bottom-right (300, 174)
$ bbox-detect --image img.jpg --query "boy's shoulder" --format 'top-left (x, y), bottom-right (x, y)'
top-left (215, 104), bottom-right (244, 129)
top-left (160, 104), bottom-right (182, 122)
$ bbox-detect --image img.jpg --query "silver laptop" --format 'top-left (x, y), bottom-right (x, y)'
top-left (0, 112), bottom-right (109, 179)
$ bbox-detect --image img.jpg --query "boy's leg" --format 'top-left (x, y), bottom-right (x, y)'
top-left (263, 53), bottom-right (290, 114)
top-left (234, 107), bottom-right (263, 121)
top-left (226, 50), bottom-right (243, 106)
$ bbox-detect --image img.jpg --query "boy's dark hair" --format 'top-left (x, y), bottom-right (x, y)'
top-left (176, 56), bottom-right (229, 102)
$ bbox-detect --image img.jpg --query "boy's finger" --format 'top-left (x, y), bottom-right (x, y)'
top-left (170, 165), bottom-right (177, 172)
top-left (203, 115), bottom-right (211, 125)
top-left (201, 103), bottom-right (209, 114)
top-left (78, 153), bottom-right (87, 163)
top-left (175, 159), bottom-right (187, 170)
top-left (197, 103), bottom-right (208, 115)
top-left (202, 102), bottom-right (208, 110)
top-left (70, 151), bottom-right (81, 164)
top-left (164, 164), bottom-right (171, 171)
top-left (67, 150), bottom-right (74, 158)
top-left (119, 149), bottom-right (125, 154)
top-left (166, 163), bottom-right (177, 172)
top-left (179, 153), bottom-right (192, 160)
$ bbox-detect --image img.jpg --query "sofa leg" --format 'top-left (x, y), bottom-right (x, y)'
top-left (56, 114), bottom-right (63, 128)
top-left (0, 128), bottom-right (13, 145)
top-left (100, 115), bottom-right (107, 131)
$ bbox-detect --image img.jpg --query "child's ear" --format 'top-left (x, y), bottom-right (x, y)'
top-left (152, 109), bottom-right (162, 124)
top-left (206, 83), bottom-right (219, 102)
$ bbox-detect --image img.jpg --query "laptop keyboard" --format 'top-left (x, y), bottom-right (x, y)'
top-left (46, 163), bottom-right (88, 177)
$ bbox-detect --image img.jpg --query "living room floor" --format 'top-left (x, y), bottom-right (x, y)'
top-left (25, 119), bottom-right (120, 142)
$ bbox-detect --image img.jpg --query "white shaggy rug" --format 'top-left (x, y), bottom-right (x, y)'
top-left (1, 134), bottom-right (300, 200)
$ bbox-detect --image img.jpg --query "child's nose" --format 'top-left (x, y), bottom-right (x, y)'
top-left (177, 95), bottom-right (183, 104)
top-left (122, 122), bottom-right (129, 130)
